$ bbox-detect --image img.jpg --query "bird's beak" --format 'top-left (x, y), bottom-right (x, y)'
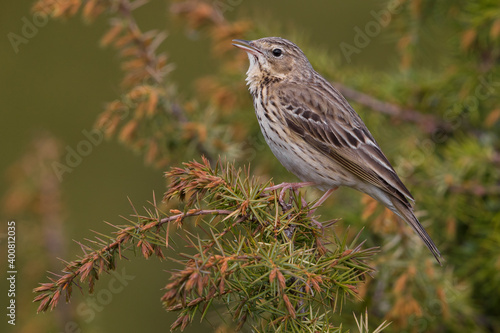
top-left (232, 39), bottom-right (262, 56)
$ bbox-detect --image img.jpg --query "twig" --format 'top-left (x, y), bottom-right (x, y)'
top-left (116, 0), bottom-right (215, 163)
top-left (116, 0), bottom-right (164, 84)
top-left (171, 102), bottom-right (214, 163)
top-left (166, 290), bottom-right (232, 312)
top-left (156, 209), bottom-right (234, 226)
top-left (332, 82), bottom-right (452, 134)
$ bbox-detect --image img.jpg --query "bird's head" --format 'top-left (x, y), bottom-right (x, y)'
top-left (232, 37), bottom-right (313, 86)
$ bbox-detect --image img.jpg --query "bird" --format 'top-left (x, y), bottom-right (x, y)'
top-left (232, 37), bottom-right (442, 264)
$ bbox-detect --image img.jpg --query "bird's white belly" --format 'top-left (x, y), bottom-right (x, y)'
top-left (258, 119), bottom-right (355, 191)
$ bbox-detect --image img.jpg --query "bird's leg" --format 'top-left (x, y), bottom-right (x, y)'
top-left (308, 188), bottom-right (337, 216)
top-left (288, 187), bottom-right (326, 232)
top-left (305, 188), bottom-right (337, 232)
top-left (264, 182), bottom-right (315, 210)
top-left (264, 182), bottom-right (332, 232)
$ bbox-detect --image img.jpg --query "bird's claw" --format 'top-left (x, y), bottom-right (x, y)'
top-left (264, 182), bottom-right (315, 210)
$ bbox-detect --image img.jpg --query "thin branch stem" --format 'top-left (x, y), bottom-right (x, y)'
top-left (332, 82), bottom-right (452, 134)
top-left (115, 0), bottom-right (215, 162)
top-left (156, 209), bottom-right (234, 226)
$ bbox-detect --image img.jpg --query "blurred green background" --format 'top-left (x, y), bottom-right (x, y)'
top-left (1, 1), bottom-right (400, 332)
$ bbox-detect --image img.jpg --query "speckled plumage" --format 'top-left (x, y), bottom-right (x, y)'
top-left (233, 37), bottom-right (441, 264)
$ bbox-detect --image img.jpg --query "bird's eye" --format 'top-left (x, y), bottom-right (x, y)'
top-left (272, 48), bottom-right (283, 57)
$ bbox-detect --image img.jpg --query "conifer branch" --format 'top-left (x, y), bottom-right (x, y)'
top-left (33, 158), bottom-right (377, 331)
top-left (32, 0), bottom-right (217, 165)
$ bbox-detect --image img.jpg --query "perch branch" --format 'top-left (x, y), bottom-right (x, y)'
top-left (332, 82), bottom-right (452, 134)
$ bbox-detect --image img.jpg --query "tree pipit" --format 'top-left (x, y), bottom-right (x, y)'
top-left (233, 37), bottom-right (441, 264)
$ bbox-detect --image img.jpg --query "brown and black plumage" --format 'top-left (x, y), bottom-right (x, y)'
top-left (233, 37), bottom-right (441, 264)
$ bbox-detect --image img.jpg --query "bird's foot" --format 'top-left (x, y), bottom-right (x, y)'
top-left (264, 183), bottom-right (337, 232)
top-left (264, 181), bottom-right (315, 193)
top-left (264, 182), bottom-right (315, 210)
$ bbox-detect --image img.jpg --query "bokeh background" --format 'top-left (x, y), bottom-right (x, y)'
top-left (1, 0), bottom-right (499, 332)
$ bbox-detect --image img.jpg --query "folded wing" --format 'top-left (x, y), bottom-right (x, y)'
top-left (277, 82), bottom-right (414, 208)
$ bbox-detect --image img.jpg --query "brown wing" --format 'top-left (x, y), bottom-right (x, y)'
top-left (277, 81), bottom-right (414, 206)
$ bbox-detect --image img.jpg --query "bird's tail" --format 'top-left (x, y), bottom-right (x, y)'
top-left (390, 197), bottom-right (442, 265)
